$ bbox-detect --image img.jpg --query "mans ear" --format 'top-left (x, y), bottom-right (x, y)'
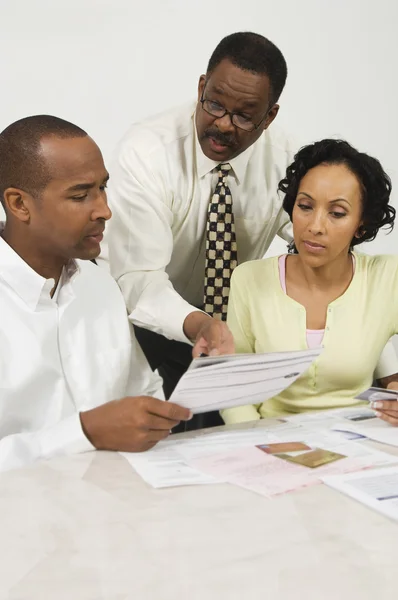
top-left (3, 188), bottom-right (32, 223)
top-left (263, 104), bottom-right (280, 131)
top-left (197, 75), bottom-right (206, 101)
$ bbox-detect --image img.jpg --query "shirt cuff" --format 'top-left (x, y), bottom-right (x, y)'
top-left (39, 413), bottom-right (95, 459)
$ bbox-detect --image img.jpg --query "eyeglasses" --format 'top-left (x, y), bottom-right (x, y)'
top-left (200, 92), bottom-right (269, 132)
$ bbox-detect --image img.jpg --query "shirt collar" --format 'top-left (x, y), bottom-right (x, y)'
top-left (193, 105), bottom-right (256, 183)
top-left (0, 225), bottom-right (79, 310)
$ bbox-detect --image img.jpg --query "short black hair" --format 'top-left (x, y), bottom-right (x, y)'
top-left (206, 32), bottom-right (287, 105)
top-left (279, 138), bottom-right (395, 249)
top-left (0, 115), bottom-right (87, 206)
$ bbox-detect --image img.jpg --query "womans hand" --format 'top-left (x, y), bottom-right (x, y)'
top-left (371, 400), bottom-right (398, 426)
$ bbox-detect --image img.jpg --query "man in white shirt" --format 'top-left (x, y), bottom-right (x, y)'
top-left (103, 32), bottom-right (292, 422)
top-left (103, 31), bottom-right (398, 428)
top-left (0, 115), bottom-right (191, 472)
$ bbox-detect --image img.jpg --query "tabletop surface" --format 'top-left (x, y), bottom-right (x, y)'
top-left (1, 420), bottom-right (398, 600)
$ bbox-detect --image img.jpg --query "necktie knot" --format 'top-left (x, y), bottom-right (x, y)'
top-left (218, 163), bottom-right (231, 183)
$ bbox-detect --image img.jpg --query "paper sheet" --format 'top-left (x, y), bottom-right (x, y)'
top-left (323, 466), bottom-right (398, 521)
top-left (120, 447), bottom-right (216, 488)
top-left (121, 426), bottom-right (286, 487)
top-left (331, 417), bottom-right (398, 447)
top-left (121, 408), bottom-right (398, 490)
top-left (169, 348), bottom-right (321, 413)
top-left (187, 441), bottom-right (398, 498)
top-left (283, 406), bottom-right (375, 427)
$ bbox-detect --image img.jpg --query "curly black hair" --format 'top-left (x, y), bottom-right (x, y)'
top-left (278, 139), bottom-right (395, 249)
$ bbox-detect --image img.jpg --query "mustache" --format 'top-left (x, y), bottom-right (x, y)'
top-left (204, 128), bottom-right (236, 147)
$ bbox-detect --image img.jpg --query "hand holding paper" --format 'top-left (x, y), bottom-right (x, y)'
top-left (355, 386), bottom-right (398, 427)
top-left (170, 348), bottom-right (322, 413)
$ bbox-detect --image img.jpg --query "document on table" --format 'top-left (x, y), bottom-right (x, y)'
top-left (120, 447), bottom-right (217, 488)
top-left (331, 417), bottom-right (398, 447)
top-left (322, 466), bottom-right (398, 521)
top-left (169, 348), bottom-right (321, 413)
top-left (120, 426), bottom-right (290, 488)
top-left (187, 440), bottom-right (398, 498)
top-left (284, 406), bottom-right (376, 440)
top-left (283, 406), bottom-right (376, 426)
top-left (120, 411), bottom-right (397, 490)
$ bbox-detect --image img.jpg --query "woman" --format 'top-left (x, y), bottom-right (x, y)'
top-left (222, 139), bottom-right (398, 425)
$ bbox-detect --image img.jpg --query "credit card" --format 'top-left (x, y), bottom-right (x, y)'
top-left (256, 442), bottom-right (311, 455)
top-left (276, 448), bottom-right (345, 468)
top-left (355, 386), bottom-right (398, 402)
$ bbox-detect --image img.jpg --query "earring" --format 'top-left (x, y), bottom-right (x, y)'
top-left (355, 226), bottom-right (365, 238)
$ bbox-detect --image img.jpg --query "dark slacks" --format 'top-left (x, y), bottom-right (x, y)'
top-left (133, 325), bottom-right (223, 432)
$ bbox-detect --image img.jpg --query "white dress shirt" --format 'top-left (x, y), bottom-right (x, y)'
top-left (101, 101), bottom-right (296, 343)
top-left (0, 233), bottom-right (162, 472)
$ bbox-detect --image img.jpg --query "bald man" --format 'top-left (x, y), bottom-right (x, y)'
top-left (0, 115), bottom-right (191, 472)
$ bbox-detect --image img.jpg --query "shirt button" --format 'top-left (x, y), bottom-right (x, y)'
top-left (328, 308), bottom-right (331, 313)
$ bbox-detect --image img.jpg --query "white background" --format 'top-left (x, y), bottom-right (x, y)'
top-left (0, 0), bottom-right (397, 255)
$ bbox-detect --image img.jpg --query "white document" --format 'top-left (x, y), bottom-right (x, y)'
top-left (120, 417), bottom-right (396, 489)
top-left (322, 466), bottom-right (398, 521)
top-left (284, 406), bottom-right (376, 426)
top-left (188, 442), bottom-right (397, 498)
top-left (120, 426), bottom-right (285, 488)
top-left (169, 348), bottom-right (321, 413)
top-left (190, 446), bottom-right (307, 497)
top-left (120, 446), bottom-right (216, 488)
top-left (331, 418), bottom-right (398, 447)
top-left (285, 406), bottom-right (376, 439)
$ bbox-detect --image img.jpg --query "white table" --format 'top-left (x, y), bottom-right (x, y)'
top-left (1, 421), bottom-right (398, 600)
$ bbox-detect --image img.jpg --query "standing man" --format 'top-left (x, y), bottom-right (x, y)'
top-left (102, 31), bottom-right (398, 426)
top-left (103, 32), bottom-right (293, 411)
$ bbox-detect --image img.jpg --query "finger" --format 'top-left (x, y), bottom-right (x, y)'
top-left (375, 408), bottom-right (398, 419)
top-left (201, 324), bottom-right (233, 355)
top-left (376, 410), bottom-right (398, 419)
top-left (146, 428), bottom-right (171, 443)
top-left (195, 334), bottom-right (220, 356)
top-left (375, 411), bottom-right (398, 426)
top-left (219, 326), bottom-right (235, 352)
top-left (192, 336), bottom-right (208, 358)
top-left (206, 323), bottom-right (234, 355)
top-left (144, 413), bottom-right (181, 431)
top-left (371, 400), bottom-right (398, 412)
top-left (145, 396), bottom-right (192, 422)
top-left (136, 434), bottom-right (169, 453)
top-left (200, 321), bottom-right (224, 351)
top-left (193, 325), bottom-right (235, 357)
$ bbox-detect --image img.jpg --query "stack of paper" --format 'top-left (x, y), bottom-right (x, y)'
top-left (121, 415), bottom-right (397, 491)
top-left (169, 348), bottom-right (321, 413)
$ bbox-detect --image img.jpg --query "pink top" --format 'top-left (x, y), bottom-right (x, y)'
top-left (278, 255), bottom-right (324, 349)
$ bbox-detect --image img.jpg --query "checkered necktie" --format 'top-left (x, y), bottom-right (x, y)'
top-left (204, 163), bottom-right (238, 320)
